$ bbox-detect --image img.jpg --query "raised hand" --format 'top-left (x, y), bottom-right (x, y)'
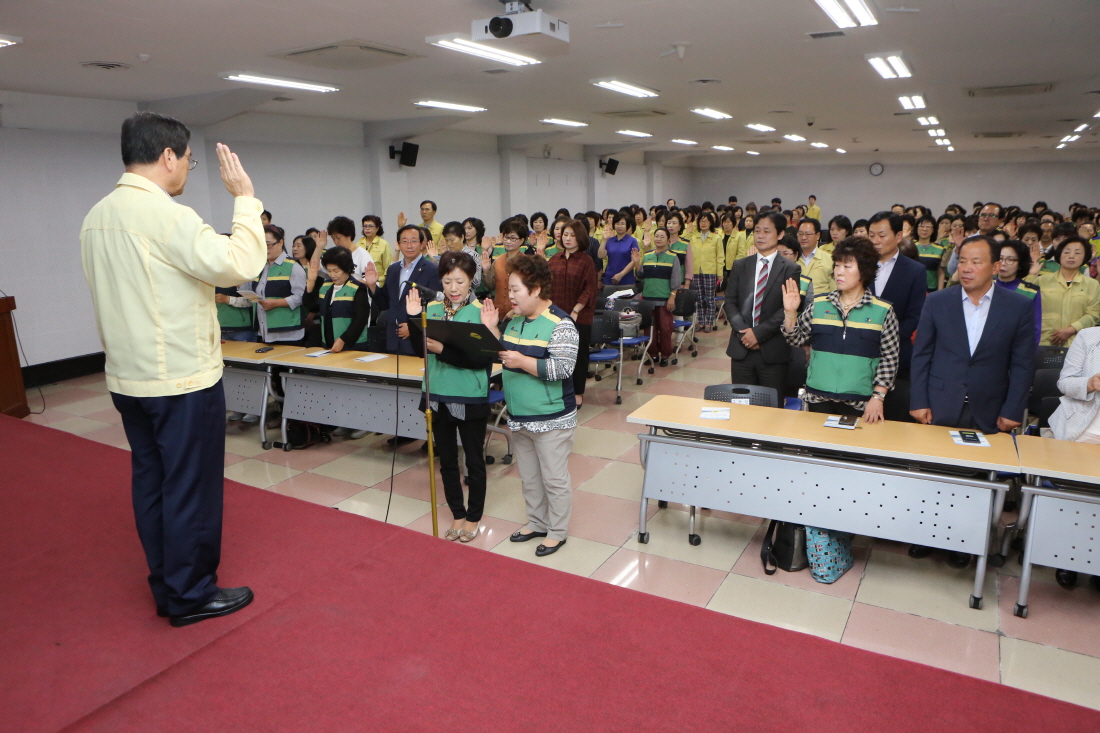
top-left (481, 246), bottom-right (492, 269)
top-left (781, 278), bottom-right (802, 314)
top-left (314, 229), bottom-right (328, 249)
top-left (362, 258), bottom-right (378, 289)
top-left (425, 239), bottom-right (439, 259)
top-left (480, 297), bottom-right (498, 326)
top-left (405, 287), bottom-right (422, 317)
top-left (397, 211), bottom-right (407, 228)
top-left (215, 143), bottom-right (255, 198)
top-left (631, 248), bottom-right (642, 267)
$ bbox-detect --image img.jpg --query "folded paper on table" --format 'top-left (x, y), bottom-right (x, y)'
top-left (700, 406), bottom-right (730, 420)
top-left (353, 354), bottom-right (388, 363)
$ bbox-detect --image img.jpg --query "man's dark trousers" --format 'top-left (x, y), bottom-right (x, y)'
top-left (111, 381), bottom-right (226, 616)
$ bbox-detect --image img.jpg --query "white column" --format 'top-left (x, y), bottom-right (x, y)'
top-left (500, 149), bottom-right (528, 219)
top-left (646, 161), bottom-right (663, 208)
top-left (585, 157), bottom-right (609, 212)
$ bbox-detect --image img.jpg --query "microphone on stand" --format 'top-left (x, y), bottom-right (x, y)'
top-left (409, 281), bottom-right (444, 302)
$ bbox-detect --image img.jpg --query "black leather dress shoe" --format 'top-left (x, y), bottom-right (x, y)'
top-left (946, 551), bottom-right (971, 569)
top-left (510, 530), bottom-right (547, 543)
top-left (535, 539), bottom-right (566, 557)
top-left (1055, 569), bottom-right (1078, 590)
top-left (169, 587), bottom-right (254, 627)
top-left (908, 544), bottom-right (933, 559)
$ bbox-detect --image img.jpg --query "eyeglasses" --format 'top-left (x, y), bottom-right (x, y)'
top-left (184, 153), bottom-right (198, 171)
top-left (796, 232), bottom-right (816, 238)
top-left (502, 235), bottom-right (523, 242)
top-left (999, 257), bottom-right (1019, 263)
top-left (978, 213), bottom-right (998, 219)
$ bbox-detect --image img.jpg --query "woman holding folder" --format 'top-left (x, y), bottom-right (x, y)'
top-left (405, 251), bottom-right (494, 543)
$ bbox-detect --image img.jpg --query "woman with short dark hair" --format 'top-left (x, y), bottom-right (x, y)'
top-left (1030, 235), bottom-right (1100, 346)
top-left (548, 220), bottom-right (599, 405)
top-left (996, 239), bottom-right (1041, 345)
top-left (689, 210), bottom-right (724, 332)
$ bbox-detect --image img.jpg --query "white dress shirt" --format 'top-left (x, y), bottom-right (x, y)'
top-left (754, 250), bottom-right (779, 284)
top-left (961, 282), bottom-right (995, 356)
top-left (874, 249), bottom-right (900, 296)
top-left (348, 246), bottom-right (375, 282)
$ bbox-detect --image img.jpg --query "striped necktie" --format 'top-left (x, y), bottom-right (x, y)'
top-left (752, 257), bottom-right (770, 325)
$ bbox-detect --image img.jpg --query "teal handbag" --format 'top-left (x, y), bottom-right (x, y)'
top-left (805, 526), bottom-right (854, 584)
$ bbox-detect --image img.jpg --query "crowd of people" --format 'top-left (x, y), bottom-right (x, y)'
top-left (218, 194), bottom-right (1100, 573)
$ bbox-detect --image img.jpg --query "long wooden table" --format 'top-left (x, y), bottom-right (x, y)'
top-left (220, 341), bottom-right (306, 448)
top-left (626, 395), bottom-right (1018, 609)
top-left (1013, 435), bottom-right (1100, 618)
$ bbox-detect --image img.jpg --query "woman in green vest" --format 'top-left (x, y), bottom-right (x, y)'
top-left (665, 212), bottom-right (694, 286)
top-left (782, 236), bottom-right (900, 424)
top-left (633, 227), bottom-right (683, 366)
top-left (308, 247), bottom-right (379, 353)
top-left (215, 282), bottom-right (256, 343)
top-left (481, 254), bottom-right (579, 557)
top-left (405, 251), bottom-right (494, 542)
top-left (914, 215), bottom-right (946, 291)
top-left (254, 224), bottom-right (306, 344)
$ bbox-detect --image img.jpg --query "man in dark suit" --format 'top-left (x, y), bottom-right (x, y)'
top-left (378, 224), bottom-right (441, 355)
top-left (868, 211), bottom-right (927, 421)
top-left (908, 234), bottom-right (1035, 566)
top-left (723, 210), bottom-right (803, 396)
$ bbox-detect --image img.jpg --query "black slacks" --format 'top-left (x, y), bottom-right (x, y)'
top-left (432, 405), bottom-right (488, 522)
top-left (111, 381), bottom-right (227, 616)
top-left (729, 350), bottom-right (788, 401)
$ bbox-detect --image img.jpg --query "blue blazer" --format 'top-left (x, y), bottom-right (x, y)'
top-left (910, 285), bottom-right (1036, 433)
top-left (874, 254), bottom-right (927, 371)
top-left (379, 256), bottom-right (441, 355)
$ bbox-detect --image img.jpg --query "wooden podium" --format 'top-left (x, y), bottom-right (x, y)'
top-left (0, 297), bottom-right (30, 419)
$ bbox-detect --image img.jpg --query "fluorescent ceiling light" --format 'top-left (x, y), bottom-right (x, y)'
top-left (617, 130), bottom-right (652, 137)
top-left (746, 123), bottom-right (775, 132)
top-left (220, 73), bottom-right (338, 93)
top-left (593, 80), bottom-right (658, 98)
top-left (899, 95), bottom-right (925, 110)
top-left (898, 96), bottom-right (914, 110)
top-left (783, 134), bottom-right (806, 142)
top-left (1057, 143), bottom-right (1067, 149)
top-left (887, 56), bottom-right (912, 78)
top-left (836, 148), bottom-right (847, 153)
top-left (1061, 135), bottom-right (1080, 142)
top-left (415, 100), bottom-right (485, 112)
top-left (1074, 124), bottom-right (1088, 132)
top-left (917, 116), bottom-right (939, 126)
top-left (0, 34), bottom-right (22, 48)
top-left (810, 142), bottom-right (829, 148)
top-left (692, 108), bottom-right (732, 120)
top-left (814, 0), bottom-right (856, 28)
top-left (935, 139), bottom-right (946, 146)
top-left (947, 146), bottom-right (954, 151)
top-left (1095, 110), bottom-right (1100, 118)
top-left (712, 145), bottom-right (734, 151)
top-left (671, 139), bottom-right (698, 145)
top-left (867, 53), bottom-right (911, 79)
top-left (928, 129), bottom-right (945, 137)
top-left (843, 0), bottom-right (878, 26)
top-left (541, 118), bottom-right (587, 127)
top-left (429, 36), bottom-right (540, 66)
top-left (746, 150), bottom-right (760, 155)
top-left (941, 139), bottom-right (951, 146)
top-left (868, 57), bottom-right (896, 79)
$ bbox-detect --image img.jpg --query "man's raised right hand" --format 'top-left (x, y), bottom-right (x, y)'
top-left (216, 143), bottom-right (255, 198)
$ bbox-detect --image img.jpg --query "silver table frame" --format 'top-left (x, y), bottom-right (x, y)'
top-left (222, 363), bottom-right (277, 448)
top-left (1014, 479), bottom-right (1100, 618)
top-left (636, 429), bottom-right (1010, 609)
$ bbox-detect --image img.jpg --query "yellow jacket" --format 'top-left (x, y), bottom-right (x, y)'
top-left (690, 231), bottom-right (725, 276)
top-left (800, 249), bottom-right (836, 296)
top-left (1031, 270), bottom-right (1100, 346)
top-left (722, 231), bottom-right (751, 267)
top-left (806, 204), bottom-right (822, 223)
top-left (356, 235), bottom-right (393, 285)
top-left (80, 173), bottom-right (266, 397)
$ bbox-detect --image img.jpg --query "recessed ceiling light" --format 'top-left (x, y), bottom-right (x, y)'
top-left (671, 139), bottom-right (698, 145)
top-left (746, 123), bottom-right (775, 132)
top-left (1057, 143), bottom-right (1067, 149)
top-left (935, 139), bottom-right (946, 146)
top-left (746, 150), bottom-right (760, 155)
top-left (0, 33), bottom-right (22, 48)
top-left (836, 148), bottom-right (847, 153)
top-left (692, 108), bottom-right (732, 120)
top-left (899, 95), bottom-right (925, 110)
top-left (887, 56), bottom-right (912, 78)
top-left (844, 0), bottom-right (879, 26)
top-left (810, 142), bottom-right (829, 148)
top-left (712, 145), bottom-right (734, 151)
top-left (814, 0), bottom-right (878, 28)
top-left (1074, 124), bottom-right (1089, 132)
top-left (428, 36), bottom-right (540, 66)
top-left (947, 146), bottom-right (954, 151)
top-left (783, 134), bottom-right (806, 142)
top-left (593, 80), bottom-right (659, 98)
top-left (541, 118), bottom-right (587, 127)
top-left (917, 116), bottom-right (939, 126)
top-left (928, 129), bottom-right (945, 137)
top-left (941, 139), bottom-right (951, 146)
top-left (1062, 135), bottom-right (1081, 142)
top-left (867, 53), bottom-right (911, 79)
top-left (415, 100), bottom-right (486, 112)
top-left (617, 129), bottom-right (652, 137)
top-left (1095, 110), bottom-right (1100, 118)
top-left (220, 73), bottom-right (338, 93)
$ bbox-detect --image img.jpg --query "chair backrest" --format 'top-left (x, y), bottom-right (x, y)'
top-left (784, 344), bottom-right (807, 399)
top-left (1028, 368), bottom-right (1063, 414)
top-left (589, 313), bottom-right (621, 345)
top-left (703, 383), bottom-right (779, 408)
top-left (611, 297), bottom-right (653, 330)
top-left (1036, 345), bottom-right (1068, 371)
top-left (671, 288), bottom-right (697, 317)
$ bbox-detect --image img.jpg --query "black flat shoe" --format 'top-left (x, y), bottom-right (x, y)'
top-left (946, 551), bottom-right (971, 569)
top-left (1056, 568), bottom-right (1078, 590)
top-left (510, 530), bottom-right (547, 543)
top-left (169, 586), bottom-right (254, 627)
top-left (535, 539), bottom-right (566, 557)
top-left (907, 544), bottom-right (933, 559)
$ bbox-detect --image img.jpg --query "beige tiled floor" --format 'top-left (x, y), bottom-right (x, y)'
top-left (23, 328), bottom-right (1100, 711)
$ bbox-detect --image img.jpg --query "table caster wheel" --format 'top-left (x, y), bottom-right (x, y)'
top-left (968, 594), bottom-right (983, 610)
top-left (638, 532), bottom-right (650, 544)
top-left (988, 553), bottom-right (1005, 568)
top-left (692, 337), bottom-right (699, 343)
top-left (691, 351), bottom-right (698, 357)
top-left (282, 442), bottom-right (293, 452)
top-left (1013, 603), bottom-right (1029, 618)
top-left (485, 455), bottom-right (495, 465)
top-left (658, 500), bottom-right (668, 508)
top-left (689, 534), bottom-right (702, 546)
top-left (615, 396), bottom-right (622, 405)
top-left (636, 378), bottom-right (643, 385)
top-left (671, 358), bottom-right (678, 365)
top-left (502, 454), bottom-right (513, 464)
top-left (262, 441), bottom-right (273, 450)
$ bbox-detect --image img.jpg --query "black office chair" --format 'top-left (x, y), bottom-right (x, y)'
top-left (670, 288), bottom-right (699, 364)
top-left (1035, 346), bottom-right (1069, 371)
top-left (1028, 369), bottom-right (1062, 424)
top-left (784, 345), bottom-right (807, 402)
top-left (703, 384), bottom-right (779, 407)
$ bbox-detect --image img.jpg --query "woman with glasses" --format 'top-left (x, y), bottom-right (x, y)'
top-left (482, 218), bottom-right (531, 321)
top-left (356, 216), bottom-right (391, 287)
top-left (689, 211), bottom-right (724, 332)
top-left (995, 239), bottom-right (1042, 345)
top-left (914, 215), bottom-right (945, 292)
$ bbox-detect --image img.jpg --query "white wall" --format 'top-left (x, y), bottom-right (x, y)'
top-left (663, 165), bottom-right (693, 208)
top-left (605, 163), bottom-right (648, 209)
top-left (526, 158), bottom-right (587, 216)
top-left (691, 161), bottom-right (1100, 222)
top-left (407, 148), bottom-right (502, 229)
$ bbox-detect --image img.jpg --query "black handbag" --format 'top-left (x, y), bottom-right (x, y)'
top-left (760, 520), bottom-right (809, 575)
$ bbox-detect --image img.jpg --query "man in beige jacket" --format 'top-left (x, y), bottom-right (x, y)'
top-left (81, 112), bottom-right (266, 627)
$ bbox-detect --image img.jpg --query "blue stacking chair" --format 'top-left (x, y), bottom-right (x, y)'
top-left (609, 297), bottom-right (655, 386)
top-left (670, 288), bottom-right (698, 365)
top-left (588, 313), bottom-right (625, 404)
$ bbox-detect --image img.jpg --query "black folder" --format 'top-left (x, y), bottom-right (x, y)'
top-left (408, 318), bottom-right (505, 361)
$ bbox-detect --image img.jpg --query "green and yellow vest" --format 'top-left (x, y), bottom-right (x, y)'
top-left (640, 250), bottom-right (677, 300)
top-left (916, 242), bottom-right (945, 291)
top-left (805, 294), bottom-right (892, 401)
top-left (215, 284), bottom-right (253, 332)
top-left (501, 304), bottom-right (576, 422)
top-left (423, 300), bottom-right (490, 404)
top-left (670, 236), bottom-right (690, 270)
top-left (318, 278), bottom-right (369, 349)
top-left (253, 260), bottom-right (302, 332)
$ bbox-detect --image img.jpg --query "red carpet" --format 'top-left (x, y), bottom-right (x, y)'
top-left (2, 414), bottom-right (1098, 733)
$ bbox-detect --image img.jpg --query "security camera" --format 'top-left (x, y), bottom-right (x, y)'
top-left (806, 116), bottom-right (815, 127)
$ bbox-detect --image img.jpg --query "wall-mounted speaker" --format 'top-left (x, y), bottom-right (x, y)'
top-left (389, 141), bottom-right (420, 167)
top-left (601, 157), bottom-right (619, 175)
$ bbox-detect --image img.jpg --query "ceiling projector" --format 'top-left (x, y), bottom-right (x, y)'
top-left (472, 2), bottom-right (569, 43)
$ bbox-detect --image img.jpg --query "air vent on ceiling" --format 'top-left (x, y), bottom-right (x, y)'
top-left (81, 61), bottom-right (132, 71)
top-left (738, 139), bottom-right (783, 145)
top-left (600, 109), bottom-right (669, 119)
top-left (808, 30), bottom-right (845, 39)
top-left (273, 96), bottom-right (293, 102)
top-left (967, 82), bottom-right (1056, 98)
top-left (689, 79), bottom-right (721, 85)
top-left (483, 68), bottom-right (510, 74)
top-left (272, 39), bottom-right (421, 71)
top-left (768, 110), bottom-right (793, 114)
top-left (974, 131), bottom-right (1024, 139)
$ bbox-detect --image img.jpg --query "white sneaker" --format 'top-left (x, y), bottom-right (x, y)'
top-left (331, 427), bottom-right (349, 436)
top-left (241, 414), bottom-right (260, 424)
top-left (348, 429), bottom-right (368, 440)
top-left (226, 411), bottom-right (245, 421)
